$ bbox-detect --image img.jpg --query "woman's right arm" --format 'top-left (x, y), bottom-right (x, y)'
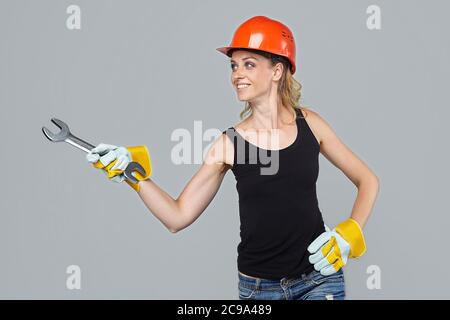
top-left (136, 133), bottom-right (233, 233)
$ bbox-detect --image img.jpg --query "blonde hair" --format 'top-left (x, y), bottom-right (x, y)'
top-left (231, 48), bottom-right (310, 122)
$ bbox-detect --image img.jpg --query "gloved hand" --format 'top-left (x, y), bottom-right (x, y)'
top-left (307, 218), bottom-right (366, 276)
top-left (86, 143), bottom-right (152, 192)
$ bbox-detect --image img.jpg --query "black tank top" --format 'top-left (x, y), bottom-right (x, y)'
top-left (222, 108), bottom-right (325, 280)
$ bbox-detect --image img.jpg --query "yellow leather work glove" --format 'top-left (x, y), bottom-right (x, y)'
top-left (307, 218), bottom-right (366, 275)
top-left (86, 143), bottom-right (152, 192)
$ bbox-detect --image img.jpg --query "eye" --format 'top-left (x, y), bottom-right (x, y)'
top-left (230, 62), bottom-right (255, 71)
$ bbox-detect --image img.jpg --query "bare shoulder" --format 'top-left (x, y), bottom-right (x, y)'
top-left (232, 118), bottom-right (249, 132)
top-left (203, 128), bottom-right (235, 169)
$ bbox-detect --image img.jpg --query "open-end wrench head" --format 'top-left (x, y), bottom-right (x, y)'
top-left (42, 118), bottom-right (70, 142)
top-left (123, 162), bottom-right (146, 185)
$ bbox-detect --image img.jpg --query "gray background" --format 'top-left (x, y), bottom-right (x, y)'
top-left (1, 0), bottom-right (449, 299)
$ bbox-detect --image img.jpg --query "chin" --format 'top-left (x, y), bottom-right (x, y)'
top-left (237, 93), bottom-right (252, 101)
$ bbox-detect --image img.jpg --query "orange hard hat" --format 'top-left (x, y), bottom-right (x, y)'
top-left (216, 16), bottom-right (297, 74)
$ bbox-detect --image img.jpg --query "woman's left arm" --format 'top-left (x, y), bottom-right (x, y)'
top-left (306, 109), bottom-right (380, 229)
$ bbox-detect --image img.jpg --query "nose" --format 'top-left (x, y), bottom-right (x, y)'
top-left (232, 66), bottom-right (246, 83)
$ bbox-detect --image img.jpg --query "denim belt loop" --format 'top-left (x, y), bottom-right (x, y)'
top-left (255, 278), bottom-right (261, 291)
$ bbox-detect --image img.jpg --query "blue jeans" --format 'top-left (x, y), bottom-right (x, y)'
top-left (238, 269), bottom-right (345, 300)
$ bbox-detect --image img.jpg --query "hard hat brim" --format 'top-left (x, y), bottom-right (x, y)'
top-left (216, 46), bottom-right (242, 57)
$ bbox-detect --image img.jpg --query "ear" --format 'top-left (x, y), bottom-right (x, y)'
top-left (272, 62), bottom-right (284, 82)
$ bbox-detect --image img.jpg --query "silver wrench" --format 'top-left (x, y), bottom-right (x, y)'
top-left (42, 118), bottom-right (145, 184)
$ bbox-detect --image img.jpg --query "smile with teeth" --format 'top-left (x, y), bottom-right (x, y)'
top-left (237, 84), bottom-right (251, 89)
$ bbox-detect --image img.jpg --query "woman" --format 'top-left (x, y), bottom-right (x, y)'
top-left (86, 16), bottom-right (379, 300)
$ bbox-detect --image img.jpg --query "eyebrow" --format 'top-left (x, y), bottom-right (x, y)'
top-left (230, 56), bottom-right (259, 63)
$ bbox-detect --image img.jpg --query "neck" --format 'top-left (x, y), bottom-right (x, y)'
top-left (249, 103), bottom-right (295, 130)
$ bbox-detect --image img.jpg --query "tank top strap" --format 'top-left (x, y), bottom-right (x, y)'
top-left (292, 108), bottom-right (302, 138)
top-left (295, 108), bottom-right (320, 148)
top-left (222, 127), bottom-right (239, 165)
top-left (222, 127), bottom-right (237, 142)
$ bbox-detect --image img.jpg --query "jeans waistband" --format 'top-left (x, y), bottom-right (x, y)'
top-left (238, 268), bottom-right (319, 289)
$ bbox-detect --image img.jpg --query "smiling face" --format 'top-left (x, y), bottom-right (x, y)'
top-left (230, 49), bottom-right (281, 103)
